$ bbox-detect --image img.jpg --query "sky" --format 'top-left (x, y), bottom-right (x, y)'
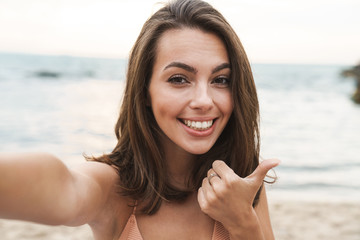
top-left (0, 0), bottom-right (359, 65)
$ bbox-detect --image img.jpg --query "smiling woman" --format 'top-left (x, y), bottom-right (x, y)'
top-left (0, 0), bottom-right (279, 240)
top-left (148, 28), bottom-right (233, 155)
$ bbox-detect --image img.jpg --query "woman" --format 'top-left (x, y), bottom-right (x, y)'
top-left (0, 0), bottom-right (279, 239)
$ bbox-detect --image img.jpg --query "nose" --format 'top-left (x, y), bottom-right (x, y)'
top-left (189, 82), bottom-right (213, 111)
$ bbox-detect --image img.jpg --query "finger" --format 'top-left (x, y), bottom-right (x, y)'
top-left (197, 187), bottom-right (206, 208)
top-left (247, 158), bottom-right (280, 184)
top-left (207, 169), bottom-right (221, 186)
top-left (197, 187), bottom-right (204, 202)
top-left (202, 176), bottom-right (213, 191)
top-left (200, 178), bottom-right (219, 206)
top-left (202, 177), bottom-right (220, 201)
top-left (211, 160), bottom-right (233, 179)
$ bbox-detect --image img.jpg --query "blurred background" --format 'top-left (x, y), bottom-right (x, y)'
top-left (0, 0), bottom-right (359, 239)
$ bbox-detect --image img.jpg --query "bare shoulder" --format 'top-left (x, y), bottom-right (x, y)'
top-left (71, 161), bottom-right (119, 186)
top-left (70, 161), bottom-right (133, 238)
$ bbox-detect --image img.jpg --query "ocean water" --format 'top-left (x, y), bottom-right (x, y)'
top-left (255, 64), bottom-right (360, 202)
top-left (0, 52), bottom-right (359, 202)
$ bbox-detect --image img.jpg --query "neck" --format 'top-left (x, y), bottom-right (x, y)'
top-left (161, 135), bottom-right (197, 190)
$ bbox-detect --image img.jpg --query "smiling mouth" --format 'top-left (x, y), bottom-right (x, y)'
top-left (181, 119), bottom-right (215, 131)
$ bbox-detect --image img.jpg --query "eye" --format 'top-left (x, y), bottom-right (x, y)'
top-left (212, 76), bottom-right (230, 87)
top-left (167, 75), bottom-right (189, 85)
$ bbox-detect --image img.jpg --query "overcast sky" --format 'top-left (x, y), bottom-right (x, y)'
top-left (0, 0), bottom-right (359, 65)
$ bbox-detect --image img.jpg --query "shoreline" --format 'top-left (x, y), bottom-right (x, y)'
top-left (0, 200), bottom-right (359, 240)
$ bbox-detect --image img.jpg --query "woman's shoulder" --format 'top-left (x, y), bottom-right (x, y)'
top-left (71, 160), bottom-right (131, 207)
top-left (72, 161), bottom-right (134, 238)
top-left (71, 160), bottom-right (118, 188)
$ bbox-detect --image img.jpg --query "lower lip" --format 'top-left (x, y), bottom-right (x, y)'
top-left (179, 120), bottom-right (216, 137)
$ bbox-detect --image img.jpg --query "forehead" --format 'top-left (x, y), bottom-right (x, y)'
top-left (154, 28), bottom-right (229, 66)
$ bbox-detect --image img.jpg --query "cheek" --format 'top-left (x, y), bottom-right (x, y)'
top-left (151, 95), bottom-right (180, 121)
top-left (151, 89), bottom-right (186, 116)
top-left (156, 103), bottom-right (172, 119)
top-left (215, 91), bottom-right (233, 116)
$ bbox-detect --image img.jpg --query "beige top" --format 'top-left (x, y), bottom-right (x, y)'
top-left (118, 206), bottom-right (230, 240)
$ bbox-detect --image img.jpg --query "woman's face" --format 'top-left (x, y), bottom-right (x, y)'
top-left (148, 28), bottom-right (233, 155)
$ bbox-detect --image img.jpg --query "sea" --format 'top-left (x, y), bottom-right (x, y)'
top-left (0, 52), bottom-right (359, 202)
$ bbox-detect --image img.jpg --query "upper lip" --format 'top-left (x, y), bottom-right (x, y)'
top-left (178, 117), bottom-right (217, 121)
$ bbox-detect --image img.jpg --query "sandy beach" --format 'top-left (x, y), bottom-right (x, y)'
top-left (1, 200), bottom-right (359, 240)
top-left (269, 200), bottom-right (360, 240)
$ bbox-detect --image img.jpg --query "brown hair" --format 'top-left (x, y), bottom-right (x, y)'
top-left (92, 0), bottom-right (261, 215)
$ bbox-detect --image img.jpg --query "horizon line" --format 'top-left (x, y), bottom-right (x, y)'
top-left (0, 50), bottom-right (356, 67)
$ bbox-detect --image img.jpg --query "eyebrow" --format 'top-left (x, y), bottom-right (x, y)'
top-left (163, 62), bottom-right (230, 74)
top-left (211, 63), bottom-right (231, 74)
top-left (164, 62), bottom-right (197, 73)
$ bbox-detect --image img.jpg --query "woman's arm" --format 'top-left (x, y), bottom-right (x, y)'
top-left (254, 187), bottom-right (274, 239)
top-left (0, 152), bottom-right (118, 226)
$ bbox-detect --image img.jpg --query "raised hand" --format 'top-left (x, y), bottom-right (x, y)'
top-left (197, 158), bottom-right (280, 238)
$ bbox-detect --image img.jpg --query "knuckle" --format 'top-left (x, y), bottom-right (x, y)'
top-left (199, 201), bottom-right (210, 213)
top-left (212, 160), bottom-right (224, 168)
top-left (202, 177), bottom-right (208, 185)
top-left (223, 175), bottom-right (239, 188)
top-left (214, 187), bottom-right (227, 199)
top-left (207, 193), bottom-right (217, 204)
top-left (258, 161), bottom-right (266, 170)
top-left (257, 162), bottom-right (270, 177)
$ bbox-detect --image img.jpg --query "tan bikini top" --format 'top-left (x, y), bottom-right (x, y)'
top-left (118, 204), bottom-right (230, 240)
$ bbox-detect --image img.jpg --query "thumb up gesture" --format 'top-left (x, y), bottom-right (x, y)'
top-left (197, 158), bottom-right (280, 238)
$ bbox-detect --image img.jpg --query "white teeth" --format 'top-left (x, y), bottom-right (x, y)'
top-left (183, 120), bottom-right (214, 131)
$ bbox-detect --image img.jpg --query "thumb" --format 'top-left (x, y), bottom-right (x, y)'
top-left (247, 158), bottom-right (280, 185)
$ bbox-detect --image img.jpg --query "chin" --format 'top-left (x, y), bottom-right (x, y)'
top-left (184, 145), bottom-right (213, 155)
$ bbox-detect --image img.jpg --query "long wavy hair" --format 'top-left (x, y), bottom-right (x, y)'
top-left (92, 0), bottom-right (261, 215)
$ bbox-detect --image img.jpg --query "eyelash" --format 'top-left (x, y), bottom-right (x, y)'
top-left (212, 76), bottom-right (230, 86)
top-left (167, 75), bottom-right (189, 85)
top-left (167, 75), bottom-right (230, 87)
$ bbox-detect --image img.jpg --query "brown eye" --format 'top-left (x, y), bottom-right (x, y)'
top-left (212, 76), bottom-right (230, 86)
top-left (168, 75), bottom-right (189, 85)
